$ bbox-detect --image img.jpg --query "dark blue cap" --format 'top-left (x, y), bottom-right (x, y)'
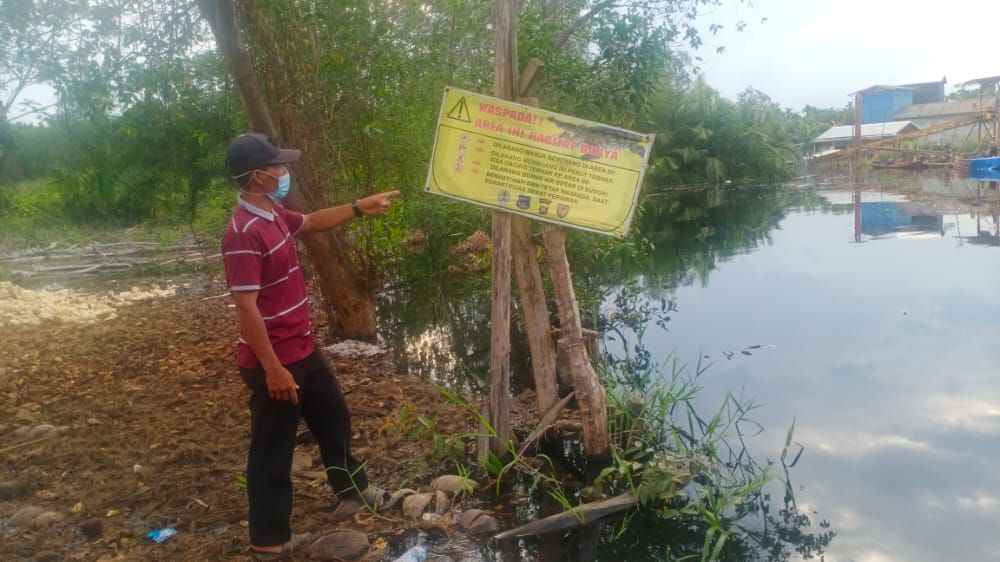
top-left (225, 133), bottom-right (301, 178)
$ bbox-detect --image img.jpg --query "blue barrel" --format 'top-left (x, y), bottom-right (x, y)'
top-left (969, 157), bottom-right (1000, 177)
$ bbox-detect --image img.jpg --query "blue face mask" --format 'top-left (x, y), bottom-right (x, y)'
top-left (270, 173), bottom-right (291, 202)
top-left (259, 170), bottom-right (291, 201)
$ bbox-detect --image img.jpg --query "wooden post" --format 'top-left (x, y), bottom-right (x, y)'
top-left (486, 0), bottom-right (519, 456)
top-left (513, 56), bottom-right (609, 456)
top-left (511, 89), bottom-right (558, 415)
top-left (978, 85), bottom-right (984, 149)
top-left (489, 209), bottom-right (512, 453)
top-left (511, 216), bottom-right (559, 414)
top-left (542, 225), bottom-right (609, 455)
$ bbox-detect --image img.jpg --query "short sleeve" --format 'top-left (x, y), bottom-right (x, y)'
top-left (222, 230), bottom-right (264, 291)
top-left (276, 205), bottom-right (306, 236)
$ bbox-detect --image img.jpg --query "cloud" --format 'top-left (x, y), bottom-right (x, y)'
top-left (694, 0), bottom-right (999, 109)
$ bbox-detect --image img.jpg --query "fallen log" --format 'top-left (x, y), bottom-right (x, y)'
top-left (493, 491), bottom-right (636, 540)
top-left (0, 255), bottom-right (49, 264)
top-left (30, 262), bottom-right (133, 274)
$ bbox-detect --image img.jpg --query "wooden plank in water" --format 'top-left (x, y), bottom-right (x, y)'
top-left (493, 492), bottom-right (635, 540)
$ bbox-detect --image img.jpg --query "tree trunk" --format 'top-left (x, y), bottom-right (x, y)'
top-left (0, 107), bottom-right (15, 181)
top-left (197, 0), bottom-right (377, 340)
top-left (486, 0), bottom-right (520, 456)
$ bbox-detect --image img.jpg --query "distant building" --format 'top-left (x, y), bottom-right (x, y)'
top-left (810, 121), bottom-right (919, 155)
top-left (859, 86), bottom-right (916, 125)
top-left (810, 77), bottom-right (996, 159)
top-left (891, 96), bottom-right (1000, 144)
top-left (893, 99), bottom-right (991, 127)
top-left (858, 80), bottom-right (946, 124)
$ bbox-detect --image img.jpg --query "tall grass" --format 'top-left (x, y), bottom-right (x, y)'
top-left (0, 177), bottom-right (235, 250)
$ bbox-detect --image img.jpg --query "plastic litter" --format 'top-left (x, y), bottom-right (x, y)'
top-left (145, 527), bottom-right (177, 544)
top-left (322, 339), bottom-right (385, 357)
top-left (392, 543), bottom-right (428, 562)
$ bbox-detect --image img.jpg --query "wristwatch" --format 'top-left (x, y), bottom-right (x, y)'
top-left (351, 200), bottom-right (363, 217)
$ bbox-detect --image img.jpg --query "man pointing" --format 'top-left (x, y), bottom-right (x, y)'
top-left (221, 132), bottom-right (399, 557)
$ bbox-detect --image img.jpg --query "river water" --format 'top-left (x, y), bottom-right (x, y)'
top-left (383, 170), bottom-right (1000, 561)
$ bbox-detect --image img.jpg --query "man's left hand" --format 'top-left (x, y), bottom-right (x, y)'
top-left (357, 190), bottom-right (401, 216)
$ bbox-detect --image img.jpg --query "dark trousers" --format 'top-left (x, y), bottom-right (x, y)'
top-left (239, 349), bottom-right (368, 547)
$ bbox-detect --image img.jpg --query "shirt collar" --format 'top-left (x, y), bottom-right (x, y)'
top-left (237, 195), bottom-right (275, 221)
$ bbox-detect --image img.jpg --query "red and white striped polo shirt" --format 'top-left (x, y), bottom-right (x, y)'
top-left (222, 197), bottom-right (314, 369)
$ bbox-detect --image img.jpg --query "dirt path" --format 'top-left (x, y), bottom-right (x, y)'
top-left (0, 273), bottom-right (486, 561)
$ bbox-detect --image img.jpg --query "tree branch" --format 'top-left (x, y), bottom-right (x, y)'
top-left (552, 0), bottom-right (621, 54)
top-left (9, 101), bottom-right (60, 121)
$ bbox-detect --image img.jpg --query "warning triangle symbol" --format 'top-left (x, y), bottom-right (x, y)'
top-left (446, 97), bottom-right (471, 122)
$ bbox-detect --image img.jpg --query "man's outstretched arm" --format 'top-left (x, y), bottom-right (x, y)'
top-left (300, 190), bottom-right (401, 234)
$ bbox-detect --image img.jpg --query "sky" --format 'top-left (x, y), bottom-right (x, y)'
top-left (8, 1), bottom-right (999, 122)
top-left (692, 0), bottom-right (1000, 111)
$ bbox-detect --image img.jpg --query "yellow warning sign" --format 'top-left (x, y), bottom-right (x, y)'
top-left (425, 87), bottom-right (655, 238)
top-left (446, 96), bottom-right (471, 122)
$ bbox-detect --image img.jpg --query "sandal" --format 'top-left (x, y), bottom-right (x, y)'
top-left (251, 532), bottom-right (314, 560)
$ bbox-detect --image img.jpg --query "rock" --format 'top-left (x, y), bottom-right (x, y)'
top-left (81, 518), bottom-right (104, 539)
top-left (28, 511), bottom-right (64, 528)
top-left (8, 505), bottom-right (45, 527)
top-left (419, 512), bottom-right (451, 531)
top-left (0, 481), bottom-right (25, 500)
top-left (433, 490), bottom-right (450, 515)
top-left (86, 418), bottom-right (102, 426)
top-left (305, 530), bottom-right (369, 560)
top-left (27, 424), bottom-right (55, 439)
top-left (12, 426), bottom-right (31, 439)
top-left (458, 509), bottom-right (499, 536)
top-left (402, 492), bottom-right (435, 520)
top-left (430, 475), bottom-right (478, 496)
top-left (178, 370), bottom-right (198, 385)
top-left (291, 450), bottom-right (313, 473)
top-left (386, 488), bottom-right (416, 511)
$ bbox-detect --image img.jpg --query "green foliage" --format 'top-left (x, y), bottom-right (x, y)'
top-left (2, 0), bottom-right (836, 260)
top-left (789, 103), bottom-right (853, 149)
top-left (644, 79), bottom-right (799, 186)
top-left (2, 50), bottom-right (241, 228)
top-left (395, 402), bottom-right (469, 463)
top-left (581, 285), bottom-right (835, 560)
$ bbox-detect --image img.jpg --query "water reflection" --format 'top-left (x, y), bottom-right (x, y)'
top-left (378, 254), bottom-right (537, 392)
top-left (629, 177), bottom-right (1000, 561)
top-left (381, 172), bottom-right (1000, 561)
top-left (858, 201), bottom-right (944, 238)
